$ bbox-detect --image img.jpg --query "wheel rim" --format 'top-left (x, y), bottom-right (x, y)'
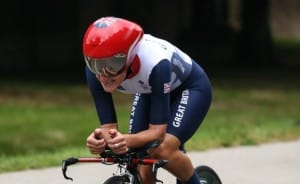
top-left (195, 166), bottom-right (222, 184)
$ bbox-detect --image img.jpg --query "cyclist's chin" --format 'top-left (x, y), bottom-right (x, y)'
top-left (102, 84), bottom-right (119, 92)
top-left (98, 71), bottom-right (126, 93)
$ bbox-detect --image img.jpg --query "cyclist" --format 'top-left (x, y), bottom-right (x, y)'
top-left (84, 17), bottom-right (212, 184)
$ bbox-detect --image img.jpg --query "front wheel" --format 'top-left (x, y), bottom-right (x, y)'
top-left (103, 175), bottom-right (130, 184)
top-left (195, 165), bottom-right (222, 184)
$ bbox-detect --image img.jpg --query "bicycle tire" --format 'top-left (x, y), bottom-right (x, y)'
top-left (195, 165), bottom-right (222, 184)
top-left (103, 175), bottom-right (131, 184)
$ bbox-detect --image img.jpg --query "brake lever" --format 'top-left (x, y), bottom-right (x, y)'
top-left (62, 157), bottom-right (79, 181)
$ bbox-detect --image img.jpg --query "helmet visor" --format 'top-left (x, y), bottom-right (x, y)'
top-left (84, 53), bottom-right (126, 76)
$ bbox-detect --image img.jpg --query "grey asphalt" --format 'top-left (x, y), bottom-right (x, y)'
top-left (0, 139), bottom-right (299, 184)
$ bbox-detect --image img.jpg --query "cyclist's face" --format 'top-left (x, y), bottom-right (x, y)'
top-left (96, 69), bottom-right (126, 92)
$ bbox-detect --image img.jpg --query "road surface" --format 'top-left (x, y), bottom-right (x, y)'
top-left (0, 139), bottom-right (299, 184)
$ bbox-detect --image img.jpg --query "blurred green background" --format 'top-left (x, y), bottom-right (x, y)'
top-left (0, 0), bottom-right (300, 172)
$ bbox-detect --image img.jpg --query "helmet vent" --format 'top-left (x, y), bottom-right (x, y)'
top-left (94, 17), bottom-right (118, 28)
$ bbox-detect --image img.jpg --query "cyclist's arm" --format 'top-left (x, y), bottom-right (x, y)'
top-left (124, 124), bottom-right (167, 148)
top-left (125, 60), bottom-right (171, 147)
top-left (85, 67), bottom-right (118, 140)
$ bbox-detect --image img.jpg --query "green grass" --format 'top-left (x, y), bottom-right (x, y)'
top-left (0, 65), bottom-right (300, 173)
top-left (187, 87), bottom-right (300, 149)
top-left (0, 147), bottom-right (90, 172)
top-left (0, 82), bottom-right (131, 155)
top-left (0, 81), bottom-right (132, 172)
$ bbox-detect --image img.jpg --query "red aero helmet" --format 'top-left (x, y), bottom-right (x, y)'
top-left (82, 17), bottom-right (143, 61)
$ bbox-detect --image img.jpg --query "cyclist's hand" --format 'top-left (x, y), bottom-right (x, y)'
top-left (86, 128), bottom-right (107, 154)
top-left (107, 129), bottom-right (128, 154)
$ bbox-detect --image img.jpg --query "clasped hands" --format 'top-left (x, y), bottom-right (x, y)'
top-left (86, 128), bottom-right (128, 155)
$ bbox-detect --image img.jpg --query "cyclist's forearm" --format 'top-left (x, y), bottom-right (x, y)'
top-left (124, 124), bottom-right (167, 148)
